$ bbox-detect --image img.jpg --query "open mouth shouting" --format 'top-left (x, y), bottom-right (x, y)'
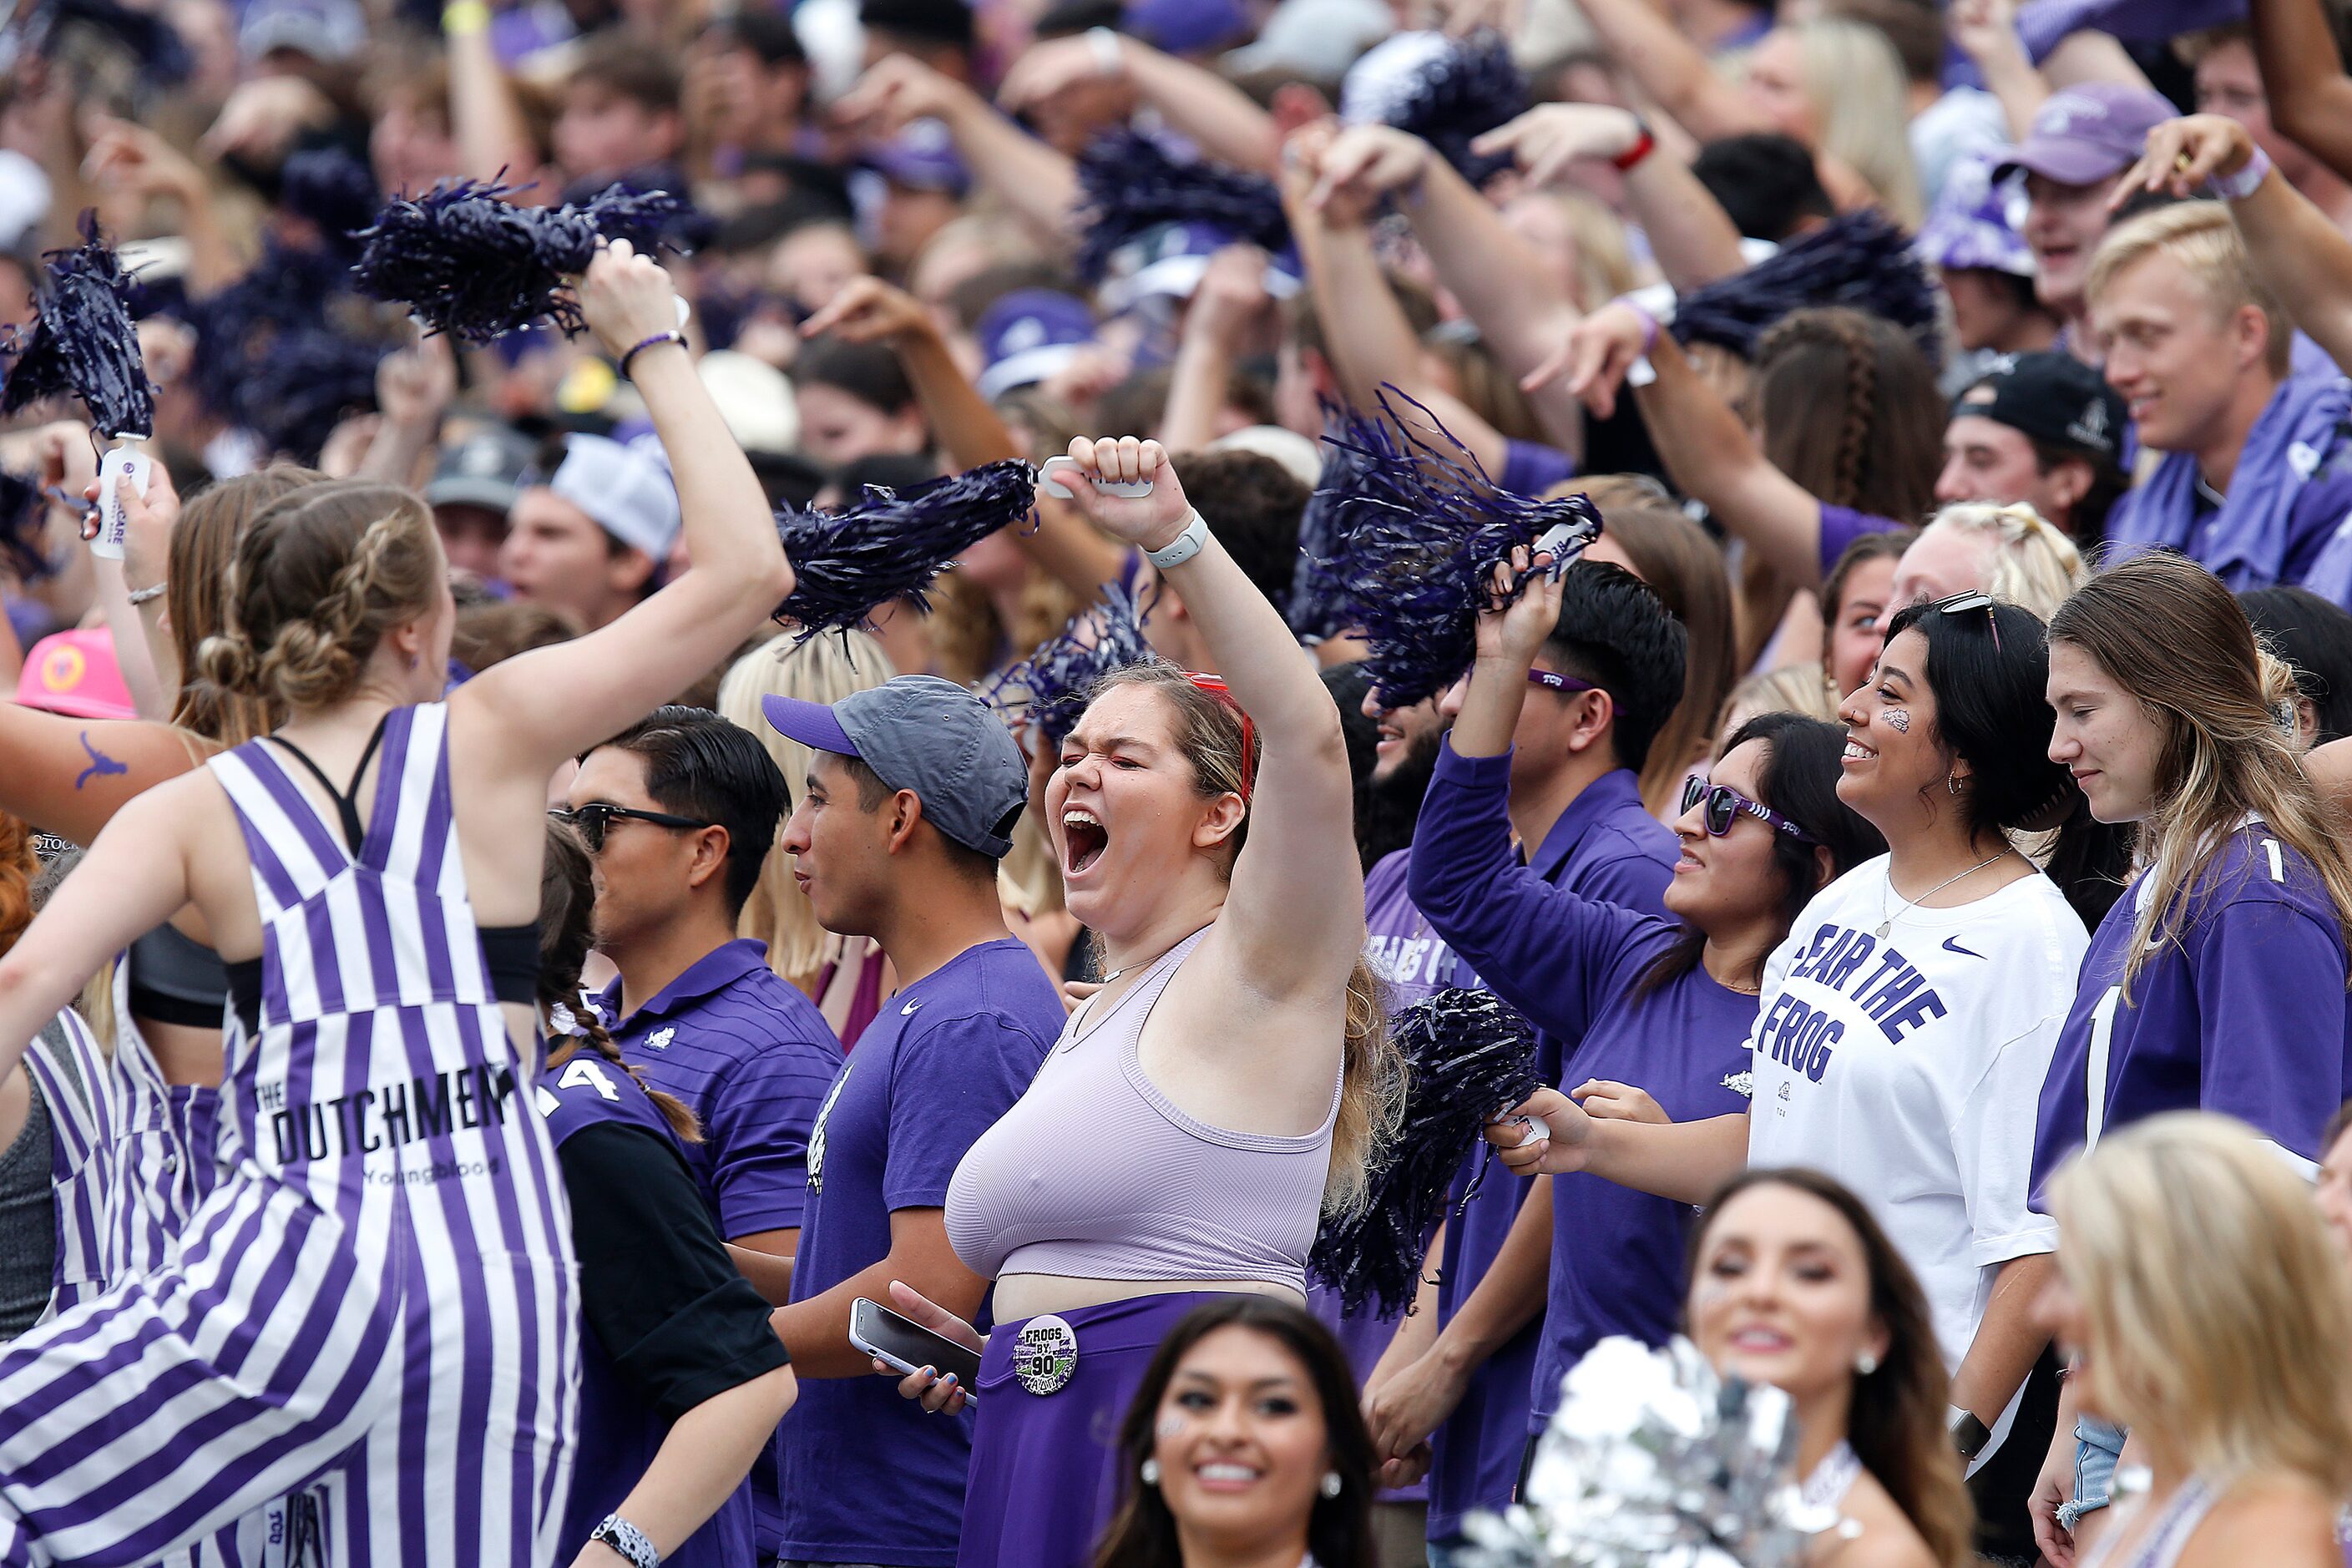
top-left (1062, 808), bottom-right (1109, 876)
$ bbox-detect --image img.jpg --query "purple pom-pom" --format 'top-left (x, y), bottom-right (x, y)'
top-left (0, 468), bottom-right (46, 582)
top-left (991, 580), bottom-right (1162, 743)
top-left (1378, 31), bottom-right (1526, 185)
top-left (774, 459), bottom-right (1039, 638)
top-left (1287, 406), bottom-right (1375, 641)
top-left (1308, 987), bottom-right (1540, 1317)
top-left (1672, 209), bottom-right (1940, 358)
top-left (233, 329), bottom-right (386, 464)
top-left (23, 0), bottom-right (193, 85)
top-left (352, 179), bottom-right (693, 344)
top-left (1330, 390), bottom-right (1604, 707)
top-left (1, 213), bottom-right (156, 439)
top-left (180, 240), bottom-right (350, 426)
top-left (1074, 129), bottom-right (1290, 283)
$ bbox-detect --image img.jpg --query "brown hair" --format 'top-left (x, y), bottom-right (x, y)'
top-left (0, 812), bottom-right (33, 958)
top-left (1087, 664), bottom-right (1404, 1215)
top-left (2048, 552), bottom-right (2352, 999)
top-left (195, 480), bottom-right (444, 712)
top-left (539, 819), bottom-right (700, 1144)
top-left (567, 32), bottom-right (683, 115)
top-left (169, 466), bottom-right (327, 744)
top-left (1692, 1168), bottom-right (1975, 1568)
top-left (1566, 475), bottom-right (1738, 813)
top-left (451, 599), bottom-right (579, 674)
top-left (1752, 308), bottom-right (1944, 527)
top-left (1090, 1297), bottom-right (1380, 1568)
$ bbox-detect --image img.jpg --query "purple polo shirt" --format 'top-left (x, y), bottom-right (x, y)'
top-left (1818, 502), bottom-right (1904, 582)
top-left (1500, 438), bottom-right (1577, 500)
top-left (1407, 741), bottom-right (1676, 1538)
top-left (595, 939), bottom-right (844, 1240)
top-left (773, 938), bottom-right (1061, 1568)
top-left (2032, 825), bottom-right (2352, 1203)
top-left (1405, 754), bottom-right (1756, 1425)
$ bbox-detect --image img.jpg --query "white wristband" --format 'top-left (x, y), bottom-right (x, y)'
top-left (1145, 508), bottom-right (1210, 569)
top-left (2212, 144), bottom-right (2274, 201)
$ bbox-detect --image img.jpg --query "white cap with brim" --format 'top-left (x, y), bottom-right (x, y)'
top-left (698, 352), bottom-right (801, 456)
top-left (1098, 252), bottom-right (1303, 317)
top-left (974, 342), bottom-right (1085, 402)
top-left (549, 432), bottom-right (683, 560)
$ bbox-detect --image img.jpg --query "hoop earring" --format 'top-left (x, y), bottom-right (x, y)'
top-left (1140, 1459), bottom-right (1161, 1486)
top-left (1945, 775), bottom-right (1962, 797)
top-left (1320, 1471), bottom-right (1343, 1500)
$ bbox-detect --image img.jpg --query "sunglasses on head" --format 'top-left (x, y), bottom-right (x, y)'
top-left (1930, 589), bottom-right (2000, 650)
top-left (1680, 776), bottom-right (1819, 844)
top-left (1181, 672), bottom-right (1256, 800)
top-left (548, 802), bottom-right (716, 854)
top-left (1526, 669), bottom-right (1600, 697)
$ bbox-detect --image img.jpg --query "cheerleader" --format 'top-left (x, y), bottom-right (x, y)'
top-left (1385, 551), bottom-right (1885, 1483)
top-left (0, 241), bottom-right (792, 1567)
top-left (1497, 593), bottom-right (2117, 1555)
top-left (2028, 554), bottom-right (2352, 1560)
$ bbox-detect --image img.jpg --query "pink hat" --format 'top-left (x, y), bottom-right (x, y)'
top-left (17, 628), bottom-right (135, 721)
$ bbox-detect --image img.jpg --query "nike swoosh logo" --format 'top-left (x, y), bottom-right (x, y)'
top-left (1941, 936), bottom-right (1985, 959)
top-left (901, 1000), bottom-right (922, 1015)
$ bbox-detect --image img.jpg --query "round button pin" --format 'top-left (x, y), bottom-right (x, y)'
top-left (1011, 1314), bottom-right (1079, 1396)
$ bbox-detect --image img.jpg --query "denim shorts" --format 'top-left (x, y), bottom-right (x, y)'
top-left (2056, 1414), bottom-right (2128, 1530)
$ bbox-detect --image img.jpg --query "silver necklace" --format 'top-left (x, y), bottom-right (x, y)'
top-left (1876, 850), bottom-right (2009, 938)
top-left (1800, 1439), bottom-right (1862, 1511)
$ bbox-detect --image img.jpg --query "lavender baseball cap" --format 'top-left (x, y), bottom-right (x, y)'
top-left (974, 290), bottom-right (1097, 401)
top-left (1916, 152), bottom-right (2034, 277)
top-left (1991, 84), bottom-right (2177, 189)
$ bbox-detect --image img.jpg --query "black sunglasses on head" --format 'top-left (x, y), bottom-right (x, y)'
top-left (548, 803), bottom-right (717, 853)
top-left (1680, 776), bottom-right (1819, 844)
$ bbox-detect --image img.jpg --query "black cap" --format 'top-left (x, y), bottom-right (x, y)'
top-left (1953, 352), bottom-right (2127, 470)
top-left (861, 0), bottom-right (974, 48)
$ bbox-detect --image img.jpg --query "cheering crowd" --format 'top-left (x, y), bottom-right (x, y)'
top-left (4, 0), bottom-right (2352, 1565)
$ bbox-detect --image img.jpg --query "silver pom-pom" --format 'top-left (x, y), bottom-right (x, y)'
top-left (1458, 1337), bottom-right (1848, 1568)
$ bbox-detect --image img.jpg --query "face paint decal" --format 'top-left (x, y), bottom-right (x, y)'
top-left (1882, 707), bottom-right (1910, 734)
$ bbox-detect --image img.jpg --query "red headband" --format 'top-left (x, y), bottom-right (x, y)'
top-left (1181, 672), bottom-right (1256, 801)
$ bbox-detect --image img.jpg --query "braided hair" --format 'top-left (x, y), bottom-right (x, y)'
top-left (539, 820), bottom-right (701, 1145)
top-left (1752, 306), bottom-right (1942, 526)
top-left (194, 479), bottom-right (445, 712)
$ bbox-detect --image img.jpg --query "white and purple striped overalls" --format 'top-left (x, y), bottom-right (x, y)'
top-left (0, 703), bottom-right (577, 1568)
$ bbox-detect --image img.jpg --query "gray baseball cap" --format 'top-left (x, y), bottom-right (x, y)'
top-left (761, 675), bottom-right (1028, 858)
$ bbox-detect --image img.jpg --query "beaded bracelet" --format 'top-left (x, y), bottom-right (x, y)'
top-left (619, 331), bottom-right (687, 380)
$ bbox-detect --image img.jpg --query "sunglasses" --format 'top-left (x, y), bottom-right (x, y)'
top-left (1181, 672), bottom-right (1257, 800)
top-left (1680, 776), bottom-right (1819, 844)
top-left (549, 803), bottom-right (717, 853)
top-left (1930, 589), bottom-right (2000, 650)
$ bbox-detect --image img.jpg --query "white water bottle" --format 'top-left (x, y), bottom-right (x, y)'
top-left (89, 439), bottom-right (152, 561)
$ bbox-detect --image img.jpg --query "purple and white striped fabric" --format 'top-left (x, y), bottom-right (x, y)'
top-left (0, 703), bottom-right (577, 1568)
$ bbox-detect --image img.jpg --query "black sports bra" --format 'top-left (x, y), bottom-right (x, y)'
top-left (127, 924), bottom-right (232, 1029)
top-left (226, 923), bottom-right (542, 1035)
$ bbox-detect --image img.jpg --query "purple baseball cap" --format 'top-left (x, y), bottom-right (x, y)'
top-left (1122, 0), bottom-right (1250, 55)
top-left (1916, 152), bottom-right (2034, 277)
top-left (1991, 84), bottom-right (2176, 189)
top-left (974, 290), bottom-right (1097, 401)
top-left (862, 119), bottom-right (972, 197)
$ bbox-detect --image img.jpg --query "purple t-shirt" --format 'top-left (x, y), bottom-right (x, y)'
top-left (1499, 438), bottom-right (1578, 500)
top-left (774, 938), bottom-right (1061, 1567)
top-left (2032, 826), bottom-right (2352, 1202)
top-left (1817, 502), bottom-right (1904, 583)
top-left (1407, 744), bottom-right (1677, 1538)
top-left (1363, 847), bottom-right (1464, 1010)
top-left (596, 939), bottom-right (844, 1239)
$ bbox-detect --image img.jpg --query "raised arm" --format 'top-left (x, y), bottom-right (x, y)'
top-left (1161, 246), bottom-right (1274, 453)
top-left (999, 33), bottom-right (1281, 175)
top-left (1538, 305), bottom-right (1830, 587)
top-left (0, 704), bottom-right (208, 847)
top-left (1057, 438), bottom-right (1362, 999)
top-left (2127, 114), bottom-right (2352, 372)
top-left (0, 778), bottom-right (196, 1071)
top-left (1472, 104), bottom-right (1748, 295)
top-left (1949, 0), bottom-right (2050, 142)
top-left (459, 244), bottom-right (793, 771)
top-left (443, 1), bottom-right (549, 190)
top-left (798, 277), bottom-right (1130, 597)
top-left (1283, 124), bottom-right (1517, 477)
top-left (835, 56), bottom-right (1079, 250)
top-left (2249, 0), bottom-right (2352, 179)
top-left (1313, 124), bottom-right (1589, 453)
top-left (1573, 0), bottom-right (1769, 144)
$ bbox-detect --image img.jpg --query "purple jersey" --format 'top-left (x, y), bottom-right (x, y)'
top-left (539, 1050), bottom-right (786, 1568)
top-left (1407, 742), bottom-right (1677, 1537)
top-left (596, 940), bottom-right (842, 1240)
top-left (774, 938), bottom-right (1060, 1568)
top-left (1363, 848), bottom-right (1463, 1009)
top-left (2034, 826), bottom-right (2352, 1197)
